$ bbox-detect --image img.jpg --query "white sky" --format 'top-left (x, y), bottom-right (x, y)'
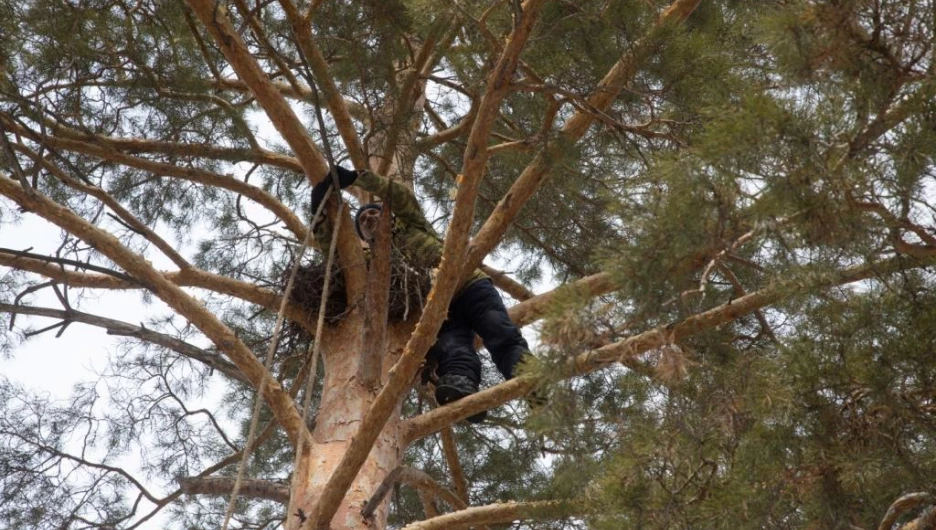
top-left (0, 83), bottom-right (555, 528)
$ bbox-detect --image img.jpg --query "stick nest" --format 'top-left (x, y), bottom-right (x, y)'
top-left (286, 253), bottom-right (432, 323)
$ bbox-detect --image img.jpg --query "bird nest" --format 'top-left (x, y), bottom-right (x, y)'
top-left (285, 253), bottom-right (433, 323)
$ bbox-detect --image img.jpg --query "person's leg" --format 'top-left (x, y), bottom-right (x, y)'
top-left (427, 313), bottom-right (487, 423)
top-left (428, 315), bottom-right (481, 385)
top-left (454, 279), bottom-right (530, 380)
top-left (428, 304), bottom-right (487, 423)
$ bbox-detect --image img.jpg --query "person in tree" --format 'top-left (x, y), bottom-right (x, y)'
top-left (311, 166), bottom-right (535, 422)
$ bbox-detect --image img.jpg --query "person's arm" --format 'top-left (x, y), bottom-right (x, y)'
top-left (310, 166), bottom-right (359, 215)
top-left (310, 167), bottom-right (359, 250)
top-left (310, 166), bottom-right (436, 235)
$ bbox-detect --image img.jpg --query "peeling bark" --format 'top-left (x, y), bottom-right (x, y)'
top-left (286, 323), bottom-right (411, 530)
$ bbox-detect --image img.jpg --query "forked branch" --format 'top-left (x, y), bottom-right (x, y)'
top-left (467, 0), bottom-right (705, 271)
top-left (300, 2), bottom-right (548, 528)
top-left (0, 303), bottom-right (247, 384)
top-left (403, 254), bottom-right (936, 442)
top-left (0, 252), bottom-right (319, 335)
top-left (0, 173), bottom-right (308, 446)
top-left (184, 0), bottom-right (329, 182)
top-left (361, 467), bottom-right (468, 521)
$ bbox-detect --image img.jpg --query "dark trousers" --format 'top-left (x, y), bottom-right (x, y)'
top-left (427, 279), bottom-right (529, 385)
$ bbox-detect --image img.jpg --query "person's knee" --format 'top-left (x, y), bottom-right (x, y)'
top-left (436, 346), bottom-right (482, 382)
top-left (479, 309), bottom-right (526, 348)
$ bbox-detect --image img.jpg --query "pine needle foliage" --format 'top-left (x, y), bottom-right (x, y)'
top-left (1, 0), bottom-right (936, 529)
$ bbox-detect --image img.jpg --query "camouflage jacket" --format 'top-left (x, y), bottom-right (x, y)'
top-left (314, 170), bottom-right (486, 293)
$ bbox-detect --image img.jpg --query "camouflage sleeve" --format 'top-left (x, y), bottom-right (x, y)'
top-left (353, 170), bottom-right (433, 232)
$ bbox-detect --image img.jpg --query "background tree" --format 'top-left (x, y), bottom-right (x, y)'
top-left (2, 1), bottom-right (936, 529)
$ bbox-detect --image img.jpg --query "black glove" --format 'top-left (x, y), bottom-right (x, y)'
top-left (311, 166), bottom-right (359, 214)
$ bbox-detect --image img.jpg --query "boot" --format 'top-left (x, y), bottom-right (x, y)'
top-left (435, 373), bottom-right (487, 424)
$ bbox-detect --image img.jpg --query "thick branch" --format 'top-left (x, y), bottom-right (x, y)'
top-left (0, 303), bottom-right (247, 384)
top-left (0, 116), bottom-right (310, 241)
top-left (184, 0), bottom-right (328, 182)
top-left (878, 492), bottom-right (934, 530)
top-left (508, 272), bottom-right (617, 327)
top-left (178, 477), bottom-right (289, 504)
top-left (0, 252), bottom-right (317, 335)
top-left (302, 2), bottom-right (547, 528)
top-left (403, 255), bottom-right (936, 443)
top-left (399, 500), bottom-right (577, 530)
top-left (0, 174), bottom-right (308, 446)
top-left (467, 0), bottom-right (704, 271)
top-left (480, 264), bottom-right (534, 301)
top-left (277, 0), bottom-right (366, 169)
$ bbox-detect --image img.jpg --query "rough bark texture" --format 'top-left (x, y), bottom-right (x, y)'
top-left (286, 321), bottom-right (413, 530)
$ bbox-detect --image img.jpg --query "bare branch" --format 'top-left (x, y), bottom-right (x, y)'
top-left (507, 272), bottom-right (618, 327)
top-left (17, 143), bottom-right (191, 269)
top-left (403, 254), bottom-right (936, 443)
top-left (0, 115), bottom-right (311, 241)
top-left (0, 251), bottom-right (318, 335)
top-left (178, 477), bottom-right (290, 504)
top-left (0, 173), bottom-right (309, 446)
top-left (0, 118), bottom-right (35, 195)
top-left (0, 303), bottom-right (247, 384)
top-left (3, 428), bottom-right (161, 505)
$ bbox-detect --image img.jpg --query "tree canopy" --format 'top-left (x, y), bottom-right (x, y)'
top-left (2, 1), bottom-right (936, 529)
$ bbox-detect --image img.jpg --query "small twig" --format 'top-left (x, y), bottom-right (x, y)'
top-left (0, 247), bottom-right (140, 285)
top-left (716, 263), bottom-right (778, 344)
top-left (24, 320), bottom-right (68, 338)
top-left (107, 212), bottom-right (147, 237)
top-left (677, 227), bottom-right (758, 303)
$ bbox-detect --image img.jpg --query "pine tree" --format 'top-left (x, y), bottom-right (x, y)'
top-left (2, 1), bottom-right (936, 529)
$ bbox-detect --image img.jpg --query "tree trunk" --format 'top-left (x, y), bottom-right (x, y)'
top-left (287, 320), bottom-right (414, 530)
top-left (288, 43), bottom-right (428, 530)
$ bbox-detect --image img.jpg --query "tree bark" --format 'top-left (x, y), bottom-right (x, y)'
top-left (287, 321), bottom-right (413, 530)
